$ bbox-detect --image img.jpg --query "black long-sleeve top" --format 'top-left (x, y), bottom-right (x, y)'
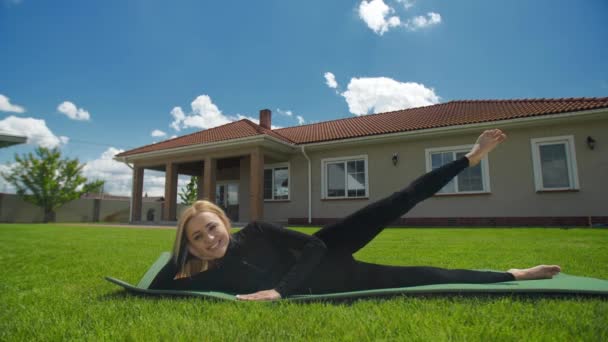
top-left (148, 220), bottom-right (352, 298)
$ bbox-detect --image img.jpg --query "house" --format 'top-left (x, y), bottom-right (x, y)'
top-left (113, 97), bottom-right (608, 227)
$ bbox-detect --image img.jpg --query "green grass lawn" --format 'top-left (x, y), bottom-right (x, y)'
top-left (1, 224), bottom-right (607, 341)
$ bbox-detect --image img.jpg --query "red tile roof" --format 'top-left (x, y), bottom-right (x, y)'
top-left (275, 97), bottom-right (608, 144)
top-left (116, 97), bottom-right (608, 157)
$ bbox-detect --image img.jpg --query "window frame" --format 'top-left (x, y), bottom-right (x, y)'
top-left (530, 135), bottom-right (579, 191)
top-left (424, 144), bottom-right (491, 194)
top-left (321, 154), bottom-right (369, 199)
top-left (263, 162), bottom-right (291, 201)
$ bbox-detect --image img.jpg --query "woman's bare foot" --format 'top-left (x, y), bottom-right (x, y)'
top-left (507, 265), bottom-right (562, 280)
top-left (465, 129), bottom-right (508, 167)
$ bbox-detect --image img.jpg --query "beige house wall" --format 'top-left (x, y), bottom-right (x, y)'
top-left (261, 116), bottom-right (607, 222)
top-left (263, 154), bottom-right (309, 222)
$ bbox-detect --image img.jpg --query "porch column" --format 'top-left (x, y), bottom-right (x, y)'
top-left (203, 157), bottom-right (216, 202)
top-left (130, 166), bottom-right (144, 222)
top-left (196, 165), bottom-right (205, 200)
top-left (163, 162), bottom-right (178, 221)
top-left (249, 148), bottom-right (264, 221)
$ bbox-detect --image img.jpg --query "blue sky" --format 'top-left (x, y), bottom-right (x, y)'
top-left (1, 0), bottom-right (607, 196)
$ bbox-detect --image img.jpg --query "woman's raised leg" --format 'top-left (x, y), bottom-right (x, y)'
top-left (313, 129), bottom-right (508, 256)
top-left (313, 155), bottom-right (470, 255)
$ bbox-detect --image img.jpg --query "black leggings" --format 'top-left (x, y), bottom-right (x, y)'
top-left (312, 156), bottom-right (515, 289)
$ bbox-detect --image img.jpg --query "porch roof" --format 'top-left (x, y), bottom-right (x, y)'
top-left (0, 133), bottom-right (27, 148)
top-left (115, 119), bottom-right (294, 158)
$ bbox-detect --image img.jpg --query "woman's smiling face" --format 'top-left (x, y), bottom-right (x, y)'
top-left (185, 211), bottom-right (230, 261)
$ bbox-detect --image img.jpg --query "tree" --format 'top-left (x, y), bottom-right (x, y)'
top-left (1, 147), bottom-right (104, 222)
top-left (179, 176), bottom-right (199, 205)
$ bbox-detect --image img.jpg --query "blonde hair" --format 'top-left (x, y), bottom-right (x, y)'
top-left (172, 200), bottom-right (233, 279)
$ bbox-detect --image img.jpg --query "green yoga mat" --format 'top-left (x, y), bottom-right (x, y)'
top-left (105, 252), bottom-right (608, 302)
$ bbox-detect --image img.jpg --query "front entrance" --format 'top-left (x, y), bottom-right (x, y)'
top-left (216, 182), bottom-right (239, 222)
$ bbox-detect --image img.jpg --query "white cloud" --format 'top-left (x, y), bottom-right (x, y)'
top-left (0, 94), bottom-right (25, 113)
top-left (277, 108), bottom-right (307, 126)
top-left (170, 94), bottom-right (285, 131)
top-left (358, 0), bottom-right (401, 35)
top-left (276, 108), bottom-right (293, 116)
top-left (170, 95), bottom-right (231, 131)
top-left (151, 129), bottom-right (166, 137)
top-left (341, 77), bottom-right (440, 115)
top-left (358, 1), bottom-right (441, 34)
top-left (0, 163), bottom-right (18, 193)
top-left (396, 0), bottom-right (415, 9)
top-left (405, 12), bottom-right (441, 31)
top-left (82, 147), bottom-right (189, 196)
top-left (3, 0), bottom-right (23, 6)
top-left (169, 107), bottom-right (185, 131)
top-left (0, 116), bottom-right (69, 148)
top-left (57, 101), bottom-right (91, 121)
top-left (82, 147), bottom-right (132, 196)
top-left (324, 72), bottom-right (338, 89)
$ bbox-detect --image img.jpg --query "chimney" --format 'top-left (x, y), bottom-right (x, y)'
top-left (259, 109), bottom-right (271, 129)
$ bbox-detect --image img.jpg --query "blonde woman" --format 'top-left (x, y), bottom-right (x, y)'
top-left (149, 129), bottom-right (561, 301)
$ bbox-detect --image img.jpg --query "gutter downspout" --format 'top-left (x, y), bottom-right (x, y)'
top-left (300, 146), bottom-right (312, 224)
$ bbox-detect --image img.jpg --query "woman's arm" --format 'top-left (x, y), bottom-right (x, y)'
top-left (148, 259), bottom-right (179, 290)
top-left (149, 259), bottom-right (222, 292)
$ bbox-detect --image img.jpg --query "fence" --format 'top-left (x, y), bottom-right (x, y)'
top-left (0, 193), bottom-right (181, 223)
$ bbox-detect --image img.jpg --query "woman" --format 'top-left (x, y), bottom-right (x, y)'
top-left (149, 129), bottom-right (562, 301)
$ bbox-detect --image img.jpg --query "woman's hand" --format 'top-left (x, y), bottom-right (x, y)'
top-left (236, 289), bottom-right (282, 301)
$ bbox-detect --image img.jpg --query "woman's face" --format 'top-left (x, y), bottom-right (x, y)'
top-left (185, 211), bottom-right (230, 261)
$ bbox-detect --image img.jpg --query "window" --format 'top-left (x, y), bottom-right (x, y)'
top-left (322, 155), bottom-right (368, 199)
top-left (216, 183), bottom-right (239, 207)
top-left (425, 145), bottom-right (490, 194)
top-left (264, 163), bottom-right (289, 200)
top-left (531, 136), bottom-right (579, 191)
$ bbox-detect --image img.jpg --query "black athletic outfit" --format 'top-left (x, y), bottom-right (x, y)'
top-left (149, 156), bottom-right (515, 297)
